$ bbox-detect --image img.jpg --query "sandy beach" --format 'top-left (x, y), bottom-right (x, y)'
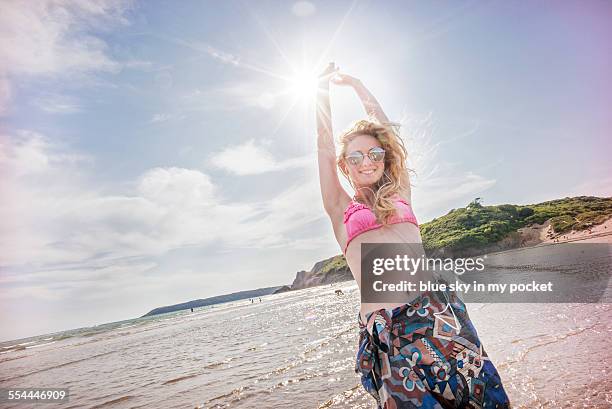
top-left (517, 217), bottom-right (612, 246)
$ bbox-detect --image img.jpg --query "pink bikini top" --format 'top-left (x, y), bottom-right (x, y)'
top-left (343, 194), bottom-right (419, 254)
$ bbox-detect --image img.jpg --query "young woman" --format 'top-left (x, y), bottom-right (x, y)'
top-left (316, 62), bottom-right (511, 409)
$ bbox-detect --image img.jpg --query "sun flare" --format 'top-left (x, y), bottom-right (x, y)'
top-left (288, 69), bottom-right (319, 99)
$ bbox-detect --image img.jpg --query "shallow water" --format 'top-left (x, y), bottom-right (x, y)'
top-left (1, 247), bottom-right (611, 408)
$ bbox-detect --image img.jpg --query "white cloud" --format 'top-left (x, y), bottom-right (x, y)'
top-left (0, 131), bottom-right (324, 275)
top-left (292, 2), bottom-right (317, 17)
top-left (0, 0), bottom-right (135, 114)
top-left (0, 131), bottom-right (95, 266)
top-left (0, 0), bottom-right (130, 77)
top-left (209, 139), bottom-right (311, 175)
top-left (1, 132), bottom-right (50, 176)
top-left (138, 167), bottom-right (216, 206)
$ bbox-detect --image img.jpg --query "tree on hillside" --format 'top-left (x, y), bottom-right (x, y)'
top-left (468, 197), bottom-right (483, 209)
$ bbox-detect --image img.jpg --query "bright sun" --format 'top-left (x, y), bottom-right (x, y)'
top-left (288, 69), bottom-right (319, 99)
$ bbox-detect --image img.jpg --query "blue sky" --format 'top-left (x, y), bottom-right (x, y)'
top-left (1, 0), bottom-right (610, 341)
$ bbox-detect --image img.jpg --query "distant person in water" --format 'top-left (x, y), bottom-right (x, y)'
top-left (316, 62), bottom-right (511, 408)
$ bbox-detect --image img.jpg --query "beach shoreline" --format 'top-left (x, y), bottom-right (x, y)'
top-left (1, 240), bottom-right (610, 408)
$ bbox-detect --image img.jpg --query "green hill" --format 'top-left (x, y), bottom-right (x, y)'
top-left (421, 196), bottom-right (612, 255)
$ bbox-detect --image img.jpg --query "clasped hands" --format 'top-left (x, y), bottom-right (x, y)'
top-left (318, 62), bottom-right (361, 88)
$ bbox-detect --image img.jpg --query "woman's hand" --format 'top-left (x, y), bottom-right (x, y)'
top-left (330, 72), bottom-right (361, 88)
top-left (318, 62), bottom-right (339, 86)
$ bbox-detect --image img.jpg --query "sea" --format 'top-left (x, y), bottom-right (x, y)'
top-left (1, 243), bottom-right (611, 408)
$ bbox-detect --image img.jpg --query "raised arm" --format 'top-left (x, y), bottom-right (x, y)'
top-left (316, 63), bottom-right (350, 220)
top-left (331, 73), bottom-right (390, 125)
top-left (332, 72), bottom-right (412, 202)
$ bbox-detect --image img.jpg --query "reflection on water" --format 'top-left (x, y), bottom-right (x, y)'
top-left (1, 246), bottom-right (611, 408)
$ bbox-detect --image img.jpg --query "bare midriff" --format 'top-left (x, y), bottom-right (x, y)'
top-left (343, 222), bottom-right (435, 324)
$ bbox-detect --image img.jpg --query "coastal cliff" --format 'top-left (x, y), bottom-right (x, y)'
top-left (279, 255), bottom-right (352, 292)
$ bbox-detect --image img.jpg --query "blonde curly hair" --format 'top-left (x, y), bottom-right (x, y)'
top-left (337, 119), bottom-right (411, 224)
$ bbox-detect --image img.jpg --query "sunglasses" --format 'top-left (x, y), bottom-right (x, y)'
top-left (345, 147), bottom-right (386, 166)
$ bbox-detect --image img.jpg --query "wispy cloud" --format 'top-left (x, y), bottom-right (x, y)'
top-left (209, 139), bottom-right (311, 175)
top-left (33, 94), bottom-right (82, 114)
top-left (0, 0), bottom-right (135, 113)
top-left (183, 82), bottom-right (279, 111)
top-left (205, 45), bottom-right (241, 66)
top-left (0, 0), bottom-right (130, 76)
top-left (150, 112), bottom-right (184, 123)
top-left (122, 59), bottom-right (154, 70)
top-left (398, 112), bottom-right (496, 221)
